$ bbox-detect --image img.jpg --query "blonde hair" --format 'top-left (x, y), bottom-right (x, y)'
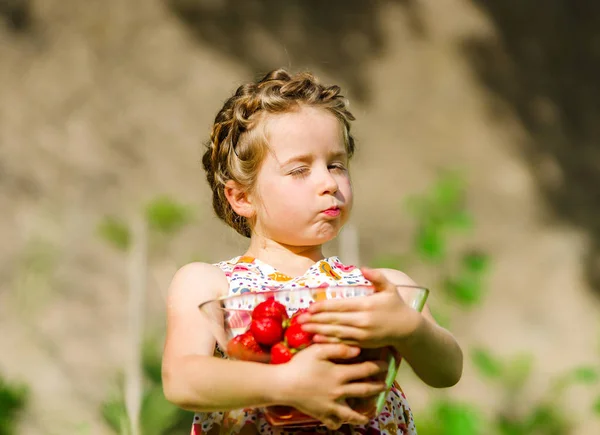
top-left (202, 68), bottom-right (356, 238)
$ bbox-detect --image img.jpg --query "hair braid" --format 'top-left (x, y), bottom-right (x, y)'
top-left (202, 68), bottom-right (356, 238)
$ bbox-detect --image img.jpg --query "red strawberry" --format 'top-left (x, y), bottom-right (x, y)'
top-left (270, 342), bottom-right (294, 364)
top-left (250, 316), bottom-right (284, 346)
top-left (252, 297), bottom-right (289, 323)
top-left (289, 308), bottom-right (309, 326)
top-left (285, 323), bottom-right (314, 350)
top-left (227, 331), bottom-right (269, 362)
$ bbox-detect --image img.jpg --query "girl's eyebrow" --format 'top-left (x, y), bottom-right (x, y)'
top-left (280, 153), bottom-right (313, 167)
top-left (328, 151), bottom-right (348, 161)
top-left (280, 151), bottom-right (347, 167)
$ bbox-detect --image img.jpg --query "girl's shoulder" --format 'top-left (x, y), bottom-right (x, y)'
top-left (167, 261), bottom-right (231, 304)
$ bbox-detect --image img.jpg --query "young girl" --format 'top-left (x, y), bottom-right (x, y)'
top-left (162, 69), bottom-right (463, 435)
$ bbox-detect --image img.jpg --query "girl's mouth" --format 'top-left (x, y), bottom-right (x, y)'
top-left (322, 207), bottom-right (341, 217)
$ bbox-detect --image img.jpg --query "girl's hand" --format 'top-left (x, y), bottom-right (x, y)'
top-left (298, 267), bottom-right (423, 349)
top-left (276, 343), bottom-right (388, 430)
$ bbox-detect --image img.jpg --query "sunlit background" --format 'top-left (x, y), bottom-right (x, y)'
top-left (2, 1), bottom-right (600, 434)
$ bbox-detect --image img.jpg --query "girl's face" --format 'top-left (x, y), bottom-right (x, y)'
top-left (250, 105), bottom-right (353, 247)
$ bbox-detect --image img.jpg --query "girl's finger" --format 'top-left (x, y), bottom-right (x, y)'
top-left (298, 311), bottom-right (367, 327)
top-left (312, 334), bottom-right (359, 346)
top-left (331, 405), bottom-right (370, 427)
top-left (360, 267), bottom-right (393, 293)
top-left (339, 360), bottom-right (388, 383)
top-left (301, 324), bottom-right (367, 341)
top-left (308, 295), bottom-right (374, 314)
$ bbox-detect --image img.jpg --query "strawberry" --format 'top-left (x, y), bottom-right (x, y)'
top-left (227, 331), bottom-right (270, 362)
top-left (250, 316), bottom-right (284, 346)
top-left (252, 297), bottom-right (289, 323)
top-left (289, 308), bottom-right (309, 326)
top-left (284, 323), bottom-right (314, 350)
top-left (270, 342), bottom-right (294, 364)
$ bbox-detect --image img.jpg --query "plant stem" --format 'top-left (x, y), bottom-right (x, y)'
top-left (125, 214), bottom-right (148, 435)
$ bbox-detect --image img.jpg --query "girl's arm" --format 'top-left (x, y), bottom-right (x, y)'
top-left (162, 262), bottom-right (282, 411)
top-left (161, 263), bottom-right (388, 428)
top-left (298, 267), bottom-right (463, 389)
top-left (379, 268), bottom-right (463, 388)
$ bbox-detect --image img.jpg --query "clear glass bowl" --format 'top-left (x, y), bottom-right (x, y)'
top-left (198, 284), bottom-right (429, 427)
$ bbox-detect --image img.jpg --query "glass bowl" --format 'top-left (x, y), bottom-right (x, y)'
top-left (198, 284), bottom-right (429, 427)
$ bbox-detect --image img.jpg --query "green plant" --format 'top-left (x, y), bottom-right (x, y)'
top-left (373, 171), bottom-right (491, 321)
top-left (98, 195), bottom-right (197, 435)
top-left (98, 196), bottom-right (196, 253)
top-left (0, 374), bottom-right (29, 435)
top-left (102, 339), bottom-right (194, 435)
top-left (98, 217), bottom-right (131, 251)
top-left (416, 399), bottom-right (485, 435)
top-left (144, 196), bottom-right (195, 235)
top-left (418, 344), bottom-right (600, 434)
top-left (470, 347), bottom-right (600, 435)
top-left (373, 172), bottom-right (600, 434)
top-left (404, 172), bottom-right (473, 263)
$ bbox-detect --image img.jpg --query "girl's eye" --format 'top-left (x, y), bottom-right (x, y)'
top-left (289, 167), bottom-right (309, 177)
top-left (328, 163), bottom-right (347, 172)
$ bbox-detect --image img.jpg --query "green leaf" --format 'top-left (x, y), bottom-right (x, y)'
top-left (415, 399), bottom-right (484, 435)
top-left (524, 403), bottom-right (569, 434)
top-left (443, 256), bottom-right (489, 307)
top-left (0, 376), bottom-right (28, 435)
top-left (552, 365), bottom-right (600, 395)
top-left (448, 210), bottom-right (474, 230)
top-left (145, 196), bottom-right (194, 235)
top-left (570, 366), bottom-right (599, 385)
top-left (414, 417), bottom-right (441, 435)
top-left (444, 276), bottom-right (484, 306)
top-left (98, 217), bottom-right (130, 251)
top-left (0, 378), bottom-right (28, 410)
top-left (462, 252), bottom-right (490, 274)
top-left (432, 173), bottom-right (465, 209)
top-left (416, 226), bottom-right (446, 262)
top-left (140, 386), bottom-right (182, 435)
top-left (101, 396), bottom-right (130, 435)
top-left (471, 348), bottom-right (503, 379)
top-left (496, 415), bottom-right (529, 435)
top-left (434, 400), bottom-right (483, 435)
top-left (593, 395), bottom-right (600, 415)
top-left (142, 340), bottom-right (163, 385)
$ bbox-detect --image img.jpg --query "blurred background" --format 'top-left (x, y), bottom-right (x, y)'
top-left (1, 0), bottom-right (600, 434)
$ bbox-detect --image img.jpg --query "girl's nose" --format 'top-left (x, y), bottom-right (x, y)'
top-left (319, 169), bottom-right (339, 195)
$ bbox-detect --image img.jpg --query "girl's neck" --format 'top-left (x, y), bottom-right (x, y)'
top-left (244, 236), bottom-right (325, 278)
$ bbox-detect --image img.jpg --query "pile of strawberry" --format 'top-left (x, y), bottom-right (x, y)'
top-left (226, 297), bottom-right (314, 364)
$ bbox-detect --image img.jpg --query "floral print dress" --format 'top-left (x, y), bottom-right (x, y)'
top-left (190, 256), bottom-right (418, 435)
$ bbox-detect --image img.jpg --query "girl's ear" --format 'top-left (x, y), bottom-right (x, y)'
top-left (224, 180), bottom-right (255, 218)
